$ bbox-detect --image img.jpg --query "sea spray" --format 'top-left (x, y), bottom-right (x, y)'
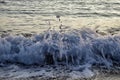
top-left (0, 28), bottom-right (120, 70)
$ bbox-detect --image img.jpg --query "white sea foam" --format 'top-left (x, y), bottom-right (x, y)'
top-left (0, 28), bottom-right (120, 70)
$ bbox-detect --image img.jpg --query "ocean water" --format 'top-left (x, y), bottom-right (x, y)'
top-left (0, 28), bottom-right (120, 79)
top-left (1, 0), bottom-right (120, 17)
top-left (0, 28), bottom-right (120, 67)
top-left (0, 0), bottom-right (120, 79)
top-left (0, 0), bottom-right (120, 35)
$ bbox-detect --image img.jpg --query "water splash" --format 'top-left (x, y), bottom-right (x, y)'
top-left (0, 28), bottom-right (120, 70)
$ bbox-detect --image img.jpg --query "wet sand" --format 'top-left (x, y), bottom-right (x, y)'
top-left (0, 65), bottom-right (120, 80)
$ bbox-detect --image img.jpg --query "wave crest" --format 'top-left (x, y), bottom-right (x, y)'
top-left (0, 28), bottom-right (120, 69)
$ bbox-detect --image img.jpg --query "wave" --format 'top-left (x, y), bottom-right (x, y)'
top-left (0, 28), bottom-right (120, 69)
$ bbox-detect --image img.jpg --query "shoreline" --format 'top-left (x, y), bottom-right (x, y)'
top-left (0, 65), bottom-right (120, 80)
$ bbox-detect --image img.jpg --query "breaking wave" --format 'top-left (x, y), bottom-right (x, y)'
top-left (0, 28), bottom-right (120, 69)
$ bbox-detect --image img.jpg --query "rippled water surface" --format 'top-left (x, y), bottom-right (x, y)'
top-left (0, 0), bottom-right (120, 34)
top-left (1, 0), bottom-right (120, 17)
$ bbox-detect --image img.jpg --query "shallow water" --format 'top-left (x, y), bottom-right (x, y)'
top-left (0, 65), bottom-right (120, 80)
top-left (0, 0), bottom-right (120, 35)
